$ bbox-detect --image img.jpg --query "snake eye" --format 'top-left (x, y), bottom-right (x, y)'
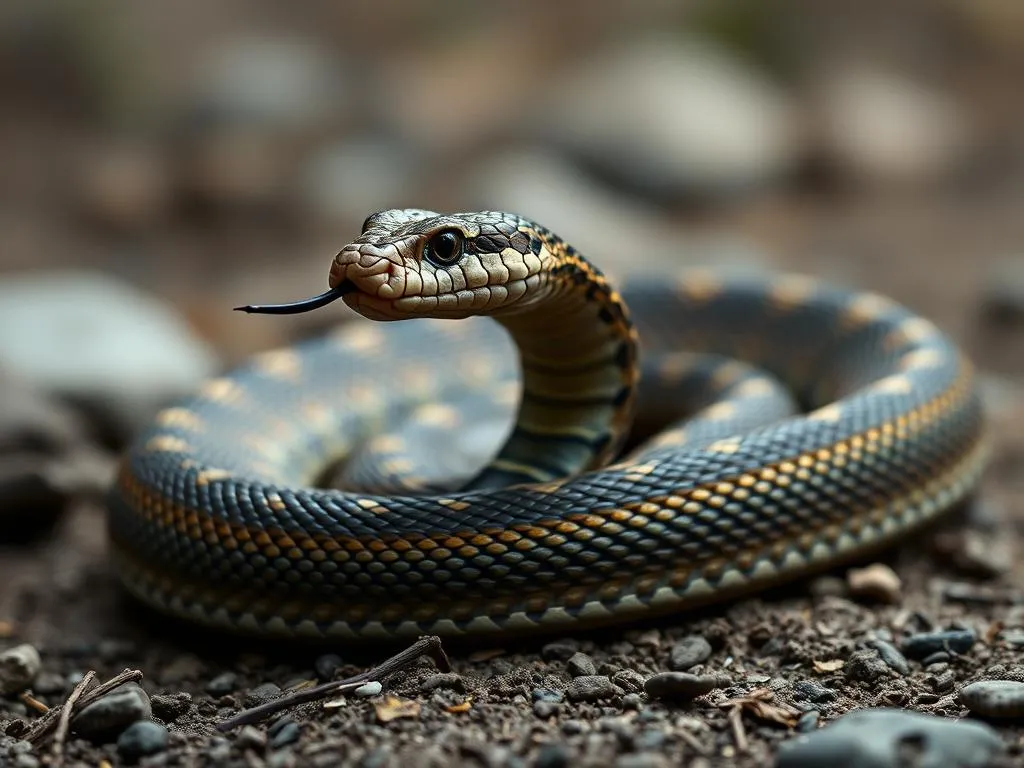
top-left (423, 229), bottom-right (464, 267)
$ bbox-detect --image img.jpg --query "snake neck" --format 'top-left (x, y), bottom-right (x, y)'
top-left (464, 251), bottom-right (639, 490)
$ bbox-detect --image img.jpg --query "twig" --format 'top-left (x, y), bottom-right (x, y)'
top-left (217, 635), bottom-right (450, 730)
top-left (51, 670), bottom-right (95, 765)
top-left (26, 668), bottom-right (143, 747)
top-left (727, 705), bottom-right (749, 753)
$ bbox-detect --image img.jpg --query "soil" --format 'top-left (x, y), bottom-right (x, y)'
top-left (1, 191), bottom-right (1024, 768)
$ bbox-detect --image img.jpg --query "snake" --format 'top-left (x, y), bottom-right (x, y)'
top-left (108, 209), bottom-right (987, 641)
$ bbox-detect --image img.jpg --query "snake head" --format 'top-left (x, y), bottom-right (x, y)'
top-left (327, 209), bottom-right (550, 321)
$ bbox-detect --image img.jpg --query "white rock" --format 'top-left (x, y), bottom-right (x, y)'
top-left (539, 37), bottom-right (803, 198)
top-left (815, 65), bottom-right (974, 186)
top-left (0, 272), bottom-right (219, 438)
top-left (189, 36), bottom-right (345, 134)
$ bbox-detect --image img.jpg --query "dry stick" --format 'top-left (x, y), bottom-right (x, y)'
top-left (217, 635), bottom-right (451, 731)
top-left (27, 668), bottom-right (143, 747)
top-left (51, 670), bottom-right (96, 765)
top-left (727, 705), bottom-right (749, 753)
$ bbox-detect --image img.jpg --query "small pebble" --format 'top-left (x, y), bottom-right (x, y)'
top-left (237, 725), bottom-right (267, 750)
top-left (565, 675), bottom-right (618, 702)
top-left (561, 720), bottom-right (586, 735)
top-left (959, 680), bottom-right (1024, 719)
top-left (847, 563), bottom-right (903, 603)
top-left (901, 629), bottom-right (976, 659)
top-left (354, 681), bottom-right (382, 697)
top-left (796, 710), bottom-right (819, 733)
top-left (245, 682), bottom-right (282, 708)
top-left (669, 635), bottom-right (712, 671)
top-left (535, 742), bottom-right (571, 768)
top-left (0, 644), bottom-right (41, 695)
top-left (566, 652), bottom-right (597, 678)
top-left (930, 670), bottom-right (956, 693)
top-left (150, 692), bottom-right (192, 722)
top-left (867, 639), bottom-right (910, 676)
top-left (270, 721), bottom-right (301, 749)
top-left (792, 680), bottom-right (837, 704)
top-left (541, 640), bottom-right (579, 662)
top-left (314, 654), bottom-right (343, 681)
top-left (615, 753), bottom-right (668, 768)
top-left (116, 721), bottom-right (169, 763)
top-left (419, 672), bottom-right (466, 694)
top-left (13, 754), bottom-right (39, 768)
top-left (33, 672), bottom-right (67, 696)
top-left (776, 708), bottom-right (1002, 768)
top-left (532, 688), bottom-right (563, 704)
top-left (620, 693), bottom-right (644, 711)
top-left (643, 672), bottom-right (729, 700)
top-left (533, 700), bottom-right (560, 718)
top-left (611, 669), bottom-right (645, 694)
top-left (72, 683), bottom-right (152, 737)
top-left (922, 651), bottom-right (951, 666)
top-left (205, 672), bottom-right (238, 696)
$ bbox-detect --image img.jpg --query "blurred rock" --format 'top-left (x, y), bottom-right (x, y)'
top-left (72, 141), bottom-right (171, 233)
top-left (0, 370), bottom-right (113, 531)
top-left (299, 137), bottom-right (423, 230)
top-left (461, 148), bottom-right (770, 278)
top-left (0, 272), bottom-right (219, 443)
top-left (187, 37), bottom-right (345, 137)
top-left (815, 66), bottom-right (975, 187)
top-left (539, 37), bottom-right (803, 201)
top-left (980, 260), bottom-right (1024, 327)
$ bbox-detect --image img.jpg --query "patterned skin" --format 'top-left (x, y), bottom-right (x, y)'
top-left (108, 210), bottom-right (987, 641)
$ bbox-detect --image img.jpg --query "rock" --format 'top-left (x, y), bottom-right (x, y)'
top-left (539, 36), bottom-right (802, 201)
top-left (792, 680), bottom-right (837, 704)
top-left (269, 718), bottom-right (301, 749)
top-left (116, 720), bottom-right (168, 763)
top-left (775, 708), bottom-right (1003, 768)
top-left (0, 644), bottom-right (41, 695)
top-left (205, 672), bottom-right (238, 696)
top-left (866, 640), bottom-right (910, 676)
top-left (566, 652), bottom-right (597, 678)
top-left (535, 743), bottom-right (572, 768)
top-left (355, 681), bottom-right (382, 698)
top-left (244, 682), bottom-right (282, 708)
top-left (565, 676), bottom-right (618, 703)
top-left (540, 640), bottom-right (580, 663)
top-left (981, 261), bottom-right (1024, 327)
top-left (419, 673), bottom-right (466, 694)
top-left (533, 700), bottom-right (560, 718)
top-left (669, 635), bottom-right (713, 671)
top-left (815, 65), bottom-right (975, 187)
top-left (188, 37), bottom-right (344, 136)
top-left (643, 672), bottom-right (729, 701)
top-left (959, 680), bottom-right (1024, 719)
top-left (150, 692), bottom-right (192, 722)
top-left (236, 725), bottom-right (267, 751)
top-left (0, 272), bottom-right (219, 441)
top-left (72, 683), bottom-right (152, 738)
top-left (901, 629), bottom-right (976, 660)
top-left (0, 372), bottom-right (112, 527)
top-left (314, 654), bottom-right (343, 681)
top-left (846, 563), bottom-right (903, 604)
top-left (610, 670), bottom-right (646, 694)
top-left (844, 650), bottom-right (891, 685)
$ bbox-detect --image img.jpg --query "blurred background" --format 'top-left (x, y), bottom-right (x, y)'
top-left (0, 0), bottom-right (1023, 459)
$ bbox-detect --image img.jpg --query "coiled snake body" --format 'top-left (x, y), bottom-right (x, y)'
top-left (109, 209), bottom-right (987, 640)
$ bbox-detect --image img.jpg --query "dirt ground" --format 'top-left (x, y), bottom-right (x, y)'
top-left (3, 3), bottom-right (1024, 766)
top-left (1, 190), bottom-right (1023, 767)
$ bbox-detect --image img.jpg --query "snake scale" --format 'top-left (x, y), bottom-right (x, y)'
top-left (108, 209), bottom-right (987, 641)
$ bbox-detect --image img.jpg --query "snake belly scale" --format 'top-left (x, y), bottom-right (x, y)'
top-left (108, 209), bottom-right (987, 641)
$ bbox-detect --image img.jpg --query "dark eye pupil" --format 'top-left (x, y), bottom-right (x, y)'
top-left (426, 230), bottom-right (462, 266)
top-left (436, 233), bottom-right (457, 259)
